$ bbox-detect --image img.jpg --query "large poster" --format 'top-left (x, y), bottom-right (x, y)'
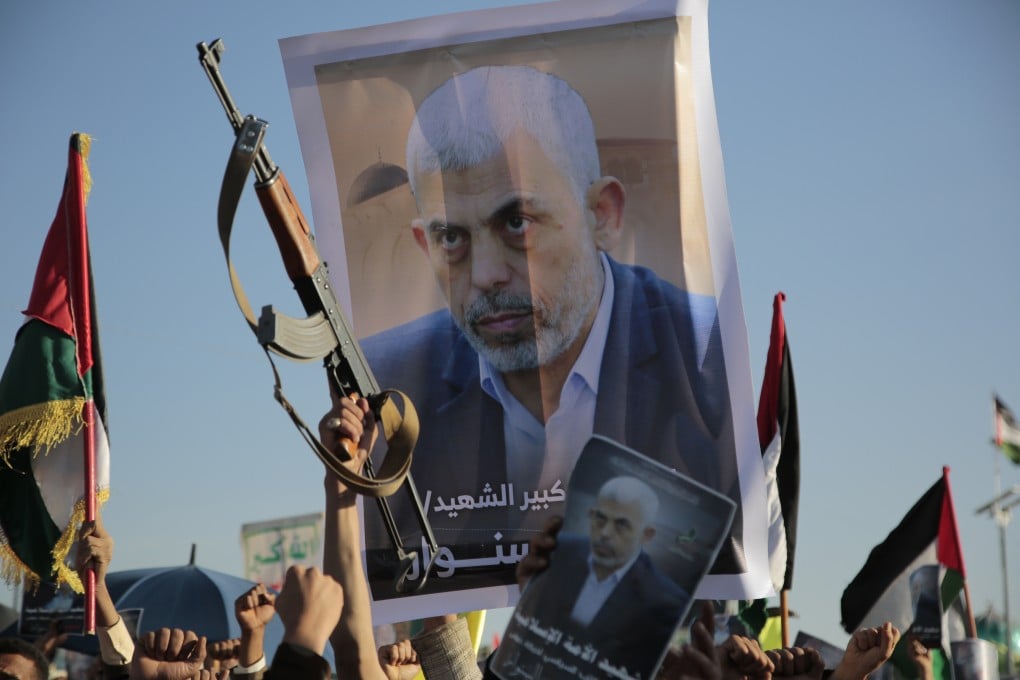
top-left (280, 0), bottom-right (769, 622)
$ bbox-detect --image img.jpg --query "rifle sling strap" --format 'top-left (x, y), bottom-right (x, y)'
top-left (216, 119), bottom-right (416, 498)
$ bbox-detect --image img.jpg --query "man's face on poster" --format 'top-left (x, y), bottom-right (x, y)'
top-left (588, 494), bottom-right (655, 575)
top-left (410, 130), bottom-right (606, 373)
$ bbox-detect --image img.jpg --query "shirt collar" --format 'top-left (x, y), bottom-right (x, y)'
top-left (586, 546), bottom-right (642, 585)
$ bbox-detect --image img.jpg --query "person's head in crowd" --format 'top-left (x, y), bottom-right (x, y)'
top-left (0, 637), bottom-right (49, 680)
top-left (587, 475), bottom-right (659, 579)
top-left (406, 64), bottom-right (625, 375)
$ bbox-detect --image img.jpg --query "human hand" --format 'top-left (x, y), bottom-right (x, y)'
top-left (516, 515), bottom-right (563, 590)
top-left (275, 565), bottom-right (344, 655)
top-left (234, 582), bottom-right (275, 667)
top-left (766, 646), bottom-right (824, 680)
top-left (657, 602), bottom-right (721, 680)
top-left (378, 639), bottom-right (421, 680)
top-left (75, 512), bottom-right (124, 629)
top-left (831, 622), bottom-right (900, 680)
top-left (905, 635), bottom-right (934, 680)
top-left (235, 584), bottom-right (276, 633)
top-left (717, 634), bottom-right (773, 680)
top-left (319, 391), bottom-right (378, 502)
top-left (204, 638), bottom-right (240, 671)
top-left (129, 628), bottom-right (206, 680)
top-left (76, 515), bottom-right (114, 583)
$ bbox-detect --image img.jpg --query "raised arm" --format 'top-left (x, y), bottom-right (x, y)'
top-left (318, 390), bottom-right (387, 679)
top-left (76, 513), bottom-right (134, 675)
top-left (265, 564), bottom-right (342, 680)
top-left (904, 635), bottom-right (934, 680)
top-left (830, 622), bottom-right (900, 680)
top-left (230, 583), bottom-right (277, 678)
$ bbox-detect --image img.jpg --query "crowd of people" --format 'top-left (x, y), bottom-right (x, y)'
top-left (0, 393), bottom-right (937, 680)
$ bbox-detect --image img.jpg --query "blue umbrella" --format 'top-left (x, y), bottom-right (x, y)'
top-left (104, 564), bottom-right (282, 642)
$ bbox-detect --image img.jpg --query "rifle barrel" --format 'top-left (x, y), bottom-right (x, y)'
top-left (197, 39), bottom-right (276, 182)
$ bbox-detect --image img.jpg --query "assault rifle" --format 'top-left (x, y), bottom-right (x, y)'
top-left (197, 38), bottom-right (437, 593)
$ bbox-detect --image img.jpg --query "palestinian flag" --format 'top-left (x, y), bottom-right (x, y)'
top-left (757, 292), bottom-right (800, 593)
top-left (840, 467), bottom-right (967, 680)
top-left (993, 395), bottom-right (1020, 465)
top-left (0, 133), bottom-right (109, 592)
top-left (739, 292), bottom-right (800, 641)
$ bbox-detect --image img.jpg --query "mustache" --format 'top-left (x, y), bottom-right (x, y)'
top-left (463, 291), bottom-right (536, 326)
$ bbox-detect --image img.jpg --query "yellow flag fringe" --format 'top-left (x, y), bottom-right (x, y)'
top-left (0, 487), bottom-right (109, 593)
top-left (0, 538), bottom-right (39, 593)
top-left (53, 487), bottom-right (110, 593)
top-left (0, 398), bottom-right (86, 466)
top-left (76, 132), bottom-right (93, 204)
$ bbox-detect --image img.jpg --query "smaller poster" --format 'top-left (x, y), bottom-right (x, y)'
top-left (490, 435), bottom-right (735, 680)
top-left (907, 565), bottom-right (942, 648)
top-left (241, 512), bottom-right (324, 591)
top-left (18, 581), bottom-right (83, 637)
top-left (19, 583), bottom-right (141, 643)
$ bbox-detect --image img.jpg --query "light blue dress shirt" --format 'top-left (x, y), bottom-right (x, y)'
top-left (480, 253), bottom-right (615, 493)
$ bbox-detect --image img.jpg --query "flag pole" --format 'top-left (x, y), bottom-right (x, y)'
top-left (960, 581), bottom-right (977, 638)
top-left (989, 395), bottom-right (1015, 675)
top-left (974, 483), bottom-right (1018, 677)
top-left (994, 508), bottom-right (1014, 677)
top-left (71, 134), bottom-right (97, 635)
top-left (780, 590), bottom-right (790, 648)
top-left (990, 498), bottom-right (1014, 677)
top-left (83, 399), bottom-right (96, 634)
top-left (941, 465), bottom-right (977, 639)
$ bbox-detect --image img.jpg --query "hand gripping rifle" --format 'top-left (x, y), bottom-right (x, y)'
top-left (197, 38), bottom-right (438, 593)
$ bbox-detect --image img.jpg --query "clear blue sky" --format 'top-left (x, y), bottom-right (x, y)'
top-left (1, 0), bottom-right (1018, 652)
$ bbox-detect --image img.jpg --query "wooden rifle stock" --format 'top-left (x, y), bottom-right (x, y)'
top-left (256, 170), bottom-right (321, 281)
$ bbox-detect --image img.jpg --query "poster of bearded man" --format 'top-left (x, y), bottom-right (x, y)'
top-left (279, 0), bottom-right (771, 623)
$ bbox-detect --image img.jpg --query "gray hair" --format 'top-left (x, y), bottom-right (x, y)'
top-left (405, 65), bottom-right (601, 205)
top-left (597, 476), bottom-right (660, 529)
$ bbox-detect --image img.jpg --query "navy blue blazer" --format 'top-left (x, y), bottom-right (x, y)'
top-left (361, 257), bottom-right (741, 595)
